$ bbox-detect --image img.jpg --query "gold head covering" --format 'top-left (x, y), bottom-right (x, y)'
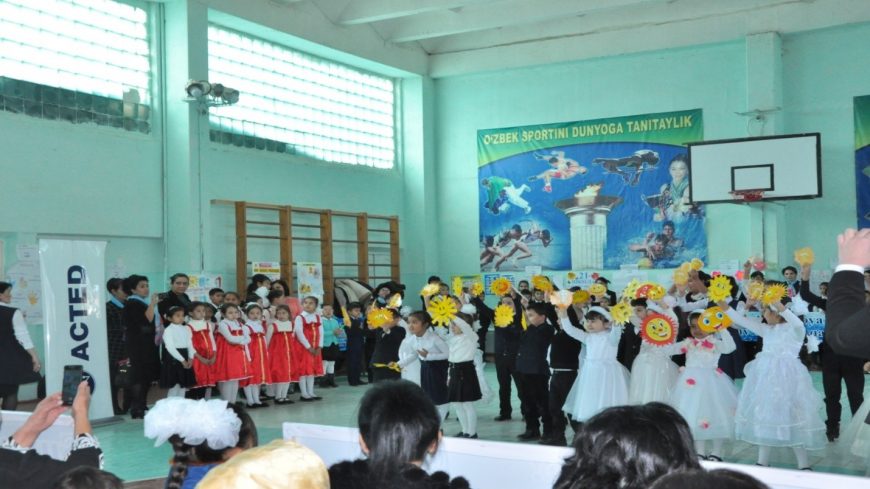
top-left (197, 439), bottom-right (329, 489)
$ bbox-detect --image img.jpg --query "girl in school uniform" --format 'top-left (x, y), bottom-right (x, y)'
top-left (159, 306), bottom-right (197, 398)
top-left (187, 302), bottom-right (217, 400)
top-left (447, 313), bottom-right (482, 438)
top-left (320, 305), bottom-right (344, 388)
top-left (557, 306), bottom-right (629, 423)
top-left (722, 299), bottom-right (826, 469)
top-left (215, 303), bottom-right (251, 404)
top-left (242, 303), bottom-right (271, 408)
top-left (267, 304), bottom-right (295, 404)
top-left (396, 311), bottom-right (450, 421)
top-left (669, 309), bottom-right (738, 462)
top-left (628, 298), bottom-right (682, 404)
top-left (292, 296), bottom-right (324, 402)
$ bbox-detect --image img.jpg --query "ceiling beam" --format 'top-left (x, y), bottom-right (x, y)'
top-left (337, 0), bottom-right (498, 25)
top-left (381, 0), bottom-right (665, 43)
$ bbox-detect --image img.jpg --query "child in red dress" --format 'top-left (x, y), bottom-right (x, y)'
top-left (241, 303), bottom-right (271, 408)
top-left (292, 296), bottom-right (324, 401)
top-left (187, 302), bottom-right (217, 399)
top-left (215, 304), bottom-right (251, 403)
top-left (267, 304), bottom-right (295, 404)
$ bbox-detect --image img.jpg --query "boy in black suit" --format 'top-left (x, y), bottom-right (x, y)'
top-left (515, 302), bottom-right (555, 441)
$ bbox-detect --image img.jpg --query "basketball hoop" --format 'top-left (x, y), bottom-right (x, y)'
top-left (730, 190), bottom-right (766, 202)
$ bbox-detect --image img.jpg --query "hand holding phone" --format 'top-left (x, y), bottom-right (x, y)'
top-left (62, 365), bottom-right (83, 406)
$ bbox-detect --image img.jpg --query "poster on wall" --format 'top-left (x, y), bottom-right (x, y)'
top-left (252, 261), bottom-right (281, 280)
top-left (186, 273), bottom-right (224, 303)
top-left (5, 244), bottom-right (43, 322)
top-left (297, 262), bottom-right (324, 301)
top-left (855, 95), bottom-right (870, 229)
top-left (478, 109), bottom-right (706, 271)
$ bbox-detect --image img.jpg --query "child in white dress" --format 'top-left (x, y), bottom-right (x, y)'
top-left (557, 306), bottom-right (629, 422)
top-left (723, 299), bottom-right (826, 470)
top-left (628, 298), bottom-right (681, 404)
top-left (669, 309), bottom-right (738, 462)
top-left (839, 398), bottom-right (870, 475)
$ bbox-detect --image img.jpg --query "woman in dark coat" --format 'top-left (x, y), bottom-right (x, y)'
top-left (0, 281), bottom-right (41, 410)
top-left (122, 274), bottom-right (160, 419)
top-left (157, 273), bottom-right (192, 319)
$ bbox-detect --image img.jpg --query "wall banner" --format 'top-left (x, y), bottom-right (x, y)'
top-left (39, 239), bottom-right (113, 420)
top-left (855, 95), bottom-right (870, 228)
top-left (478, 109), bottom-right (705, 271)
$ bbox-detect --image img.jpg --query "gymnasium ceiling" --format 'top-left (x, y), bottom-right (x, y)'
top-left (244, 0), bottom-right (870, 76)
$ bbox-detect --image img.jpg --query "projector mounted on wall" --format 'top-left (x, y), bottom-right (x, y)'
top-left (183, 80), bottom-right (239, 109)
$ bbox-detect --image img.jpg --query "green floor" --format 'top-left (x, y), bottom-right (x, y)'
top-left (95, 367), bottom-right (870, 482)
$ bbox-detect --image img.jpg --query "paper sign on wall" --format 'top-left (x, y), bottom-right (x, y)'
top-left (252, 261), bottom-right (281, 280)
top-left (297, 262), bottom-right (324, 301)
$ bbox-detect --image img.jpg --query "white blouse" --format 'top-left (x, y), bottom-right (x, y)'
top-left (162, 323), bottom-right (194, 362)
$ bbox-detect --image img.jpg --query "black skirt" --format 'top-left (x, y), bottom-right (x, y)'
top-left (421, 360), bottom-right (449, 405)
top-left (159, 347), bottom-right (197, 388)
top-left (448, 361), bottom-right (481, 403)
top-left (322, 343), bottom-right (342, 361)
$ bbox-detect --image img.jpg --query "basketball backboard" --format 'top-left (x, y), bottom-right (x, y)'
top-left (687, 133), bottom-right (821, 204)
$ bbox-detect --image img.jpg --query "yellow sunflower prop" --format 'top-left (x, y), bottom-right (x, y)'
top-left (706, 275), bottom-right (733, 303)
top-left (367, 308), bottom-right (394, 329)
top-left (621, 279), bottom-right (641, 300)
top-left (493, 304), bottom-right (515, 328)
top-left (567, 272), bottom-right (577, 280)
top-left (427, 296), bottom-right (458, 327)
top-left (678, 262), bottom-right (692, 273)
top-left (761, 283), bottom-right (787, 306)
top-left (471, 282), bottom-right (485, 297)
top-left (698, 306), bottom-right (732, 333)
top-left (640, 313), bottom-right (677, 346)
top-left (387, 293), bottom-right (403, 309)
top-left (748, 282), bottom-right (765, 301)
top-left (490, 277), bottom-right (512, 296)
top-left (572, 289), bottom-right (590, 304)
top-left (794, 247), bottom-right (815, 266)
top-left (690, 258), bottom-right (705, 271)
top-left (531, 275), bottom-right (554, 293)
top-left (647, 284), bottom-right (666, 301)
top-left (610, 302), bottom-right (632, 325)
top-left (673, 269), bottom-right (690, 286)
top-left (420, 283), bottom-right (440, 298)
top-left (452, 276), bottom-right (464, 297)
top-left (588, 283), bottom-right (607, 296)
top-left (521, 311), bottom-right (528, 331)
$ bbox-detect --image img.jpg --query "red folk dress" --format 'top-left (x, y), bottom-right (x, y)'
top-left (215, 319), bottom-right (251, 382)
top-left (291, 312), bottom-right (324, 380)
top-left (187, 319), bottom-right (217, 387)
top-left (269, 320), bottom-right (294, 383)
top-left (242, 320), bottom-right (271, 386)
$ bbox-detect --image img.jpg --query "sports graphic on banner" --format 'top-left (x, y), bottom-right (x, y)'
top-left (39, 239), bottom-right (114, 420)
top-left (855, 95), bottom-right (870, 229)
top-left (478, 109), bottom-right (705, 271)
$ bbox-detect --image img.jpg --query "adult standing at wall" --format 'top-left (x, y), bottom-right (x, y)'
top-left (826, 228), bottom-right (870, 358)
top-left (271, 279), bottom-right (301, 320)
top-left (105, 278), bottom-right (129, 415)
top-left (158, 273), bottom-right (192, 319)
top-left (0, 281), bottom-right (41, 410)
top-left (122, 275), bottom-right (160, 419)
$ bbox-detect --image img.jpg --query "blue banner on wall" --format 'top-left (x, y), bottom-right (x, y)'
top-left (855, 95), bottom-right (870, 229)
top-left (478, 109), bottom-right (706, 271)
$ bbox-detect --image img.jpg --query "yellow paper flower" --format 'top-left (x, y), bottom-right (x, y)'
top-left (707, 275), bottom-right (733, 302)
top-left (794, 247), bottom-right (815, 266)
top-left (452, 276), bottom-right (464, 297)
top-left (427, 296), bottom-right (458, 326)
top-left (531, 275), bottom-right (553, 292)
top-left (471, 282), bottom-right (484, 297)
top-left (647, 284), bottom-right (666, 301)
top-left (673, 270), bottom-right (689, 286)
top-left (420, 283), bottom-right (440, 298)
top-left (572, 290), bottom-right (590, 304)
top-left (367, 308), bottom-right (394, 329)
top-left (690, 258), bottom-right (704, 271)
top-left (610, 302), bottom-right (632, 325)
top-left (494, 304), bottom-right (515, 328)
top-left (521, 311), bottom-right (528, 331)
top-left (621, 279), bottom-right (641, 300)
top-left (387, 293), bottom-right (403, 309)
top-left (678, 262), bottom-right (692, 273)
top-left (490, 277), bottom-right (512, 296)
top-left (761, 283), bottom-right (787, 306)
top-left (748, 282), bottom-right (765, 301)
top-left (567, 272), bottom-right (577, 280)
top-left (589, 283), bottom-right (607, 296)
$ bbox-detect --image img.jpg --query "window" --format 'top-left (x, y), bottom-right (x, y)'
top-left (0, 0), bottom-right (151, 132)
top-left (208, 25), bottom-right (396, 169)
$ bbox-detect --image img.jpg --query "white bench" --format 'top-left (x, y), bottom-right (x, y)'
top-left (283, 423), bottom-right (868, 489)
top-left (0, 410), bottom-right (74, 460)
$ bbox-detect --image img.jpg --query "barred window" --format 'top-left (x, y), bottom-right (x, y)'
top-left (208, 25), bottom-right (396, 169)
top-left (0, 0), bottom-right (151, 132)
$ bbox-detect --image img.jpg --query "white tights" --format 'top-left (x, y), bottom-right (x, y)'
top-left (298, 376), bottom-right (316, 398)
top-left (322, 361), bottom-right (335, 374)
top-left (452, 402), bottom-right (478, 436)
top-left (275, 382), bottom-right (291, 399)
top-left (218, 380), bottom-right (239, 403)
top-left (695, 439), bottom-right (724, 459)
top-left (167, 385), bottom-right (186, 398)
top-left (243, 385), bottom-right (261, 405)
top-left (757, 445), bottom-right (810, 469)
top-left (436, 404), bottom-right (449, 423)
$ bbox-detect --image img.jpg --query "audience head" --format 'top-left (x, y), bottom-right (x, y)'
top-left (407, 311), bottom-right (432, 336)
top-left (649, 469), bottom-right (769, 489)
top-left (0, 281), bottom-right (11, 298)
top-left (518, 279), bottom-right (530, 291)
top-left (267, 289), bottom-right (284, 304)
top-left (52, 467), bottom-right (123, 489)
top-left (224, 291), bottom-right (241, 305)
top-left (357, 380), bottom-right (442, 481)
top-left (144, 399), bottom-right (257, 489)
top-left (348, 301), bottom-right (363, 317)
top-left (553, 403), bottom-right (700, 489)
top-left (781, 266), bottom-right (798, 281)
top-left (819, 281), bottom-right (829, 295)
top-left (274, 304), bottom-right (292, 321)
top-left (749, 271), bottom-right (765, 283)
top-left (164, 305), bottom-right (186, 324)
top-left (302, 296), bottom-right (319, 312)
top-left (197, 440), bottom-right (328, 489)
top-left (106, 278), bottom-right (126, 300)
top-left (169, 273), bottom-right (190, 295)
top-left (584, 307), bottom-right (611, 332)
top-left (630, 298), bottom-right (649, 318)
top-left (208, 287), bottom-right (225, 304)
top-left (188, 302), bottom-right (207, 320)
top-left (271, 279), bottom-right (291, 296)
top-left (427, 275), bottom-right (442, 285)
top-left (525, 302), bottom-right (549, 326)
top-left (245, 302), bottom-right (263, 320)
top-left (220, 303), bottom-right (242, 321)
top-left (122, 274), bottom-right (149, 297)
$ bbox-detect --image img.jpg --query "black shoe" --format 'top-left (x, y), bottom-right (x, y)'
top-left (466, 434), bottom-right (478, 439)
top-left (256, 401), bottom-right (270, 408)
top-left (707, 455), bottom-right (723, 462)
top-left (826, 424), bottom-right (839, 442)
top-left (299, 397), bottom-right (315, 402)
top-left (311, 395), bottom-right (322, 401)
top-left (494, 415), bottom-right (512, 422)
top-left (130, 410), bottom-right (145, 420)
top-left (358, 380), bottom-right (368, 385)
top-left (454, 431), bottom-right (466, 437)
top-left (539, 436), bottom-right (567, 447)
top-left (260, 394), bottom-right (275, 401)
top-left (274, 398), bottom-right (291, 405)
top-left (517, 430), bottom-right (541, 441)
top-left (800, 467), bottom-right (813, 471)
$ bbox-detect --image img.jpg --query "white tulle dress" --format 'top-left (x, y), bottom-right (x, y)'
top-left (725, 308), bottom-right (826, 450)
top-left (669, 332), bottom-right (739, 441)
top-left (628, 308), bottom-right (681, 405)
top-left (559, 318), bottom-right (630, 422)
top-left (840, 399), bottom-right (870, 468)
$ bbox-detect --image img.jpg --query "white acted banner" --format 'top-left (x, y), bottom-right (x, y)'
top-left (39, 240), bottom-right (113, 420)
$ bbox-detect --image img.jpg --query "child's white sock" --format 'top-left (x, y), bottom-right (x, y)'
top-left (757, 445), bottom-right (771, 466)
top-left (299, 377), bottom-right (311, 398)
top-left (276, 382), bottom-right (290, 399)
top-left (462, 402), bottom-right (478, 436)
top-left (219, 381), bottom-right (238, 403)
top-left (452, 402), bottom-right (469, 434)
top-left (793, 446), bottom-right (810, 469)
top-left (252, 386), bottom-right (261, 404)
top-left (436, 404), bottom-right (449, 422)
top-left (306, 376), bottom-right (316, 396)
top-left (243, 385), bottom-right (256, 405)
top-left (325, 361), bottom-right (335, 374)
top-left (204, 387), bottom-right (212, 400)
